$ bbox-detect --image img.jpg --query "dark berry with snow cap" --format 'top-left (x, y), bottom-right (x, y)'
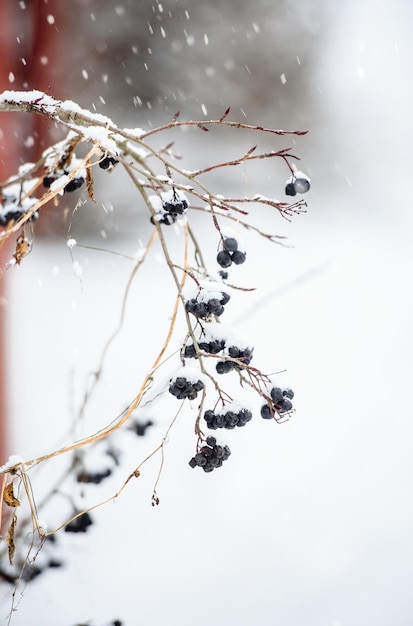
top-left (270, 386), bottom-right (284, 403)
top-left (285, 182), bottom-right (297, 196)
top-left (64, 177), bottom-right (85, 193)
top-left (99, 155), bottom-right (119, 170)
top-left (223, 237), bottom-right (238, 252)
top-left (293, 177), bottom-right (311, 194)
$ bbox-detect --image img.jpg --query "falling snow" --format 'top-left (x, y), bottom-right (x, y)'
top-left (72, 260), bottom-right (82, 279)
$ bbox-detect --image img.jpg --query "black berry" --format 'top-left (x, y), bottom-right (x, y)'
top-left (285, 182), bottom-right (297, 196)
top-left (260, 404), bottom-right (273, 419)
top-left (223, 237), bottom-right (238, 252)
top-left (76, 468), bottom-right (112, 484)
top-left (294, 177), bottom-right (311, 193)
top-left (64, 511), bottom-right (93, 534)
top-left (217, 250), bottom-right (232, 268)
top-left (64, 177), bottom-right (85, 193)
top-left (231, 250), bottom-right (246, 265)
top-left (270, 387), bottom-right (284, 403)
top-left (43, 172), bottom-right (85, 193)
top-left (129, 419), bottom-right (154, 436)
top-left (99, 155), bottom-right (119, 170)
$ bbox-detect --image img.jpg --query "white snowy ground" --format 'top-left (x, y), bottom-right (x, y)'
top-left (2, 2), bottom-right (413, 625)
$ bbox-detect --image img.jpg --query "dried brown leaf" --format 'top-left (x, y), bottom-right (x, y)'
top-left (3, 483), bottom-right (20, 508)
top-left (7, 514), bottom-right (17, 565)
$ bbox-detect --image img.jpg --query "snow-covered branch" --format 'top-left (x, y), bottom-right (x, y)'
top-left (0, 89), bottom-right (310, 600)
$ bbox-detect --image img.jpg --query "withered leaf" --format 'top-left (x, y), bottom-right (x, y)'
top-left (7, 514), bottom-right (17, 565)
top-left (3, 483), bottom-right (20, 508)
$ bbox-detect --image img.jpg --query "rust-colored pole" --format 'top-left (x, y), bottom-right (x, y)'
top-left (0, 0), bottom-right (69, 463)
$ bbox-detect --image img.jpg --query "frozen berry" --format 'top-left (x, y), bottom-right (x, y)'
top-left (270, 387), bottom-right (284, 403)
top-left (285, 182), bottom-right (297, 196)
top-left (76, 468), bottom-right (112, 484)
top-left (294, 177), bottom-right (311, 193)
top-left (99, 155), bottom-right (119, 170)
top-left (64, 177), bottom-right (85, 193)
top-left (223, 237), bottom-right (238, 252)
top-left (64, 511), bottom-right (93, 533)
top-left (278, 398), bottom-right (293, 413)
top-left (43, 175), bottom-right (57, 188)
top-left (130, 419), bottom-right (154, 436)
top-left (231, 250), bottom-right (246, 265)
top-left (217, 250), bottom-right (232, 268)
top-left (283, 388), bottom-right (294, 400)
top-left (261, 404), bottom-right (273, 419)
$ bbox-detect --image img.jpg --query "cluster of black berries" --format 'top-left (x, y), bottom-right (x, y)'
top-left (261, 386), bottom-right (295, 419)
top-left (0, 185), bottom-right (40, 226)
top-left (162, 197), bottom-right (188, 215)
top-left (75, 446), bottom-right (120, 485)
top-left (285, 173), bottom-right (311, 196)
top-left (150, 192), bottom-right (188, 226)
top-left (184, 337), bottom-right (225, 358)
top-left (204, 406), bottom-right (252, 430)
top-left (43, 170), bottom-right (85, 193)
top-left (217, 236), bottom-right (246, 268)
top-left (189, 436), bottom-right (231, 472)
top-left (129, 418), bottom-right (154, 437)
top-left (185, 290), bottom-right (230, 319)
top-left (0, 532), bottom-right (64, 584)
top-left (99, 155), bottom-right (119, 170)
top-left (169, 374), bottom-right (204, 400)
top-left (65, 511), bottom-right (94, 534)
top-left (0, 202), bottom-right (38, 226)
top-left (76, 468), bottom-right (112, 485)
top-left (216, 344), bottom-right (254, 374)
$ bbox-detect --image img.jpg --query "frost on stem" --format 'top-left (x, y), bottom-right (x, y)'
top-left (0, 91), bottom-right (309, 590)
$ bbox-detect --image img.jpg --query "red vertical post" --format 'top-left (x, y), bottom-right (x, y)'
top-left (0, 0), bottom-right (68, 463)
